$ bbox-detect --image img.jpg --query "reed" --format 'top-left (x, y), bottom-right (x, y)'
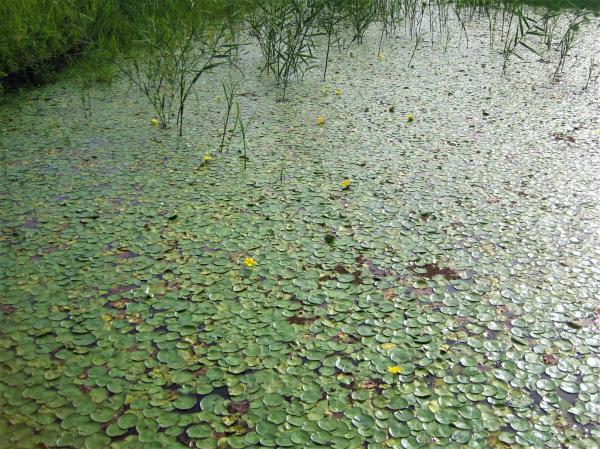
top-left (247, 0), bottom-right (321, 100)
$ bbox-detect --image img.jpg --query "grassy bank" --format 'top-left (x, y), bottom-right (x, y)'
top-left (0, 0), bottom-right (241, 91)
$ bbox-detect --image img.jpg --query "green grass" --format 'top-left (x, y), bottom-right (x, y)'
top-left (0, 0), bottom-right (243, 91)
top-left (0, 0), bottom-right (84, 81)
top-left (0, 0), bottom-right (130, 86)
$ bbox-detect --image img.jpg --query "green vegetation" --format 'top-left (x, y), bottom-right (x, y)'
top-left (247, 0), bottom-right (323, 99)
top-left (1, 0), bottom-right (599, 93)
top-left (118, 1), bottom-right (235, 134)
top-left (1, 20), bottom-right (599, 446)
top-left (0, 0), bottom-right (241, 90)
top-left (1, 0), bottom-right (117, 83)
top-left (1, 0), bottom-right (599, 448)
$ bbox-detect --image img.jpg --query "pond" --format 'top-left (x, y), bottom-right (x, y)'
top-left (1, 8), bottom-right (599, 449)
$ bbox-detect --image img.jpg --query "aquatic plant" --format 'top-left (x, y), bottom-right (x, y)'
top-left (219, 77), bottom-right (242, 152)
top-left (374, 0), bottom-right (403, 52)
top-left (120, 2), bottom-right (234, 135)
top-left (78, 80), bottom-right (93, 120)
top-left (539, 9), bottom-right (561, 50)
top-left (3, 0), bottom-right (599, 97)
top-left (217, 77), bottom-right (250, 168)
top-left (501, 5), bottom-right (545, 73)
top-left (493, 2), bottom-right (589, 80)
top-left (234, 102), bottom-right (251, 170)
top-left (583, 53), bottom-right (599, 90)
top-left (247, 0), bottom-right (322, 100)
top-left (407, 21), bottom-right (425, 66)
top-left (319, 0), bottom-right (346, 80)
top-left (1, 6), bottom-right (600, 448)
top-left (279, 148), bottom-right (286, 181)
top-left (122, 38), bottom-right (176, 129)
top-left (172, 27), bottom-right (233, 137)
top-left (452, 3), bottom-right (469, 47)
top-left (553, 9), bottom-right (588, 80)
top-left (345, 0), bottom-right (377, 44)
top-left (388, 365), bottom-right (403, 374)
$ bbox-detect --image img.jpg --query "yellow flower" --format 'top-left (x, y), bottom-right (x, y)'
top-left (388, 366), bottom-right (403, 374)
top-left (243, 257), bottom-right (257, 267)
top-left (150, 118), bottom-right (160, 127)
top-left (316, 115), bottom-right (326, 126)
top-left (407, 113), bottom-right (414, 122)
top-left (335, 88), bottom-right (342, 97)
top-left (341, 179), bottom-right (351, 189)
top-left (378, 52), bottom-right (384, 61)
top-left (594, 129), bottom-right (600, 135)
top-left (203, 152), bottom-right (212, 162)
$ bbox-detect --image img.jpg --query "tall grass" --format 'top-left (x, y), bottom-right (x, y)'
top-left (346, 0), bottom-right (377, 44)
top-left (0, 0), bottom-right (243, 92)
top-left (119, 1), bottom-right (235, 135)
top-left (553, 9), bottom-right (589, 79)
top-left (247, 0), bottom-right (322, 100)
top-left (319, 0), bottom-right (346, 80)
top-left (1, 0), bottom-right (103, 85)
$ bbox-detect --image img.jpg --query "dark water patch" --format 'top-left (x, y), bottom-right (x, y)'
top-left (177, 431), bottom-right (192, 447)
top-left (287, 315), bottom-right (317, 325)
top-left (334, 264), bottom-right (350, 274)
top-left (106, 298), bottom-right (129, 309)
top-left (0, 41), bottom-right (85, 92)
top-left (0, 305), bottom-right (16, 315)
top-left (406, 286), bottom-right (435, 296)
top-left (486, 329), bottom-right (501, 340)
top-left (116, 251), bottom-right (139, 260)
top-left (356, 255), bottom-right (390, 279)
top-left (555, 387), bottom-right (578, 406)
top-left (552, 133), bottom-right (576, 143)
top-left (528, 388), bottom-right (543, 406)
top-left (356, 378), bottom-right (382, 391)
top-left (332, 332), bottom-right (359, 344)
top-left (227, 399), bottom-right (250, 414)
top-left (109, 427), bottom-right (138, 443)
top-left (542, 353), bottom-right (559, 365)
top-left (101, 284), bottom-right (138, 298)
top-left (408, 262), bottom-right (461, 280)
top-left (22, 218), bottom-right (38, 229)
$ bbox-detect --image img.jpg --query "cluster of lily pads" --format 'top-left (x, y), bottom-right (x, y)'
top-left (1, 8), bottom-right (600, 449)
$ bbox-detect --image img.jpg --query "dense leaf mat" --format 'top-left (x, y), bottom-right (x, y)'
top-left (1, 19), bottom-right (600, 449)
